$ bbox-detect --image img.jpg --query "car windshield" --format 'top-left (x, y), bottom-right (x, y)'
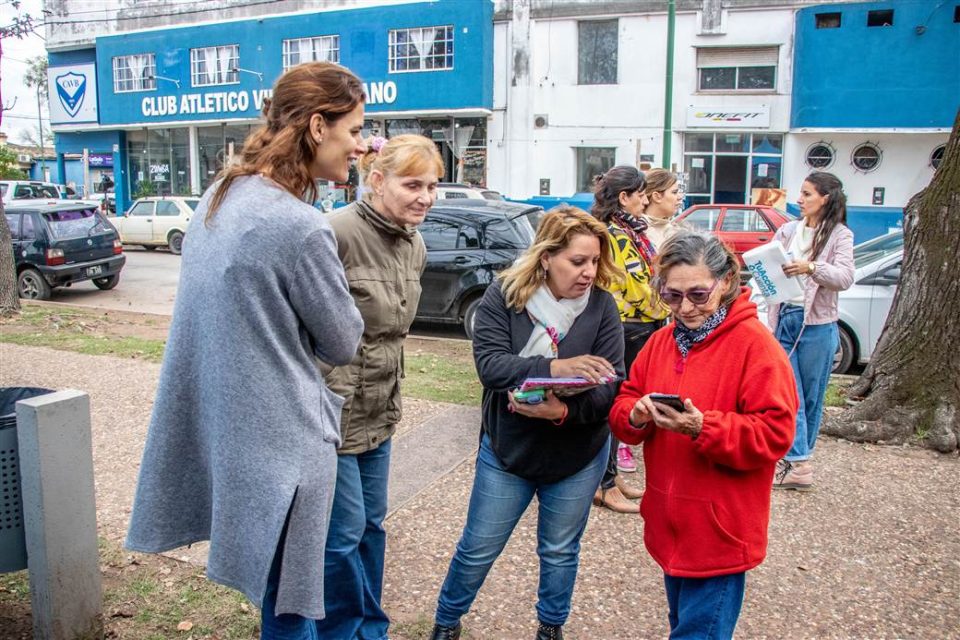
top-left (485, 212), bottom-right (538, 249)
top-left (854, 232), bottom-right (903, 268)
top-left (184, 199), bottom-right (200, 211)
top-left (43, 208), bottom-right (106, 239)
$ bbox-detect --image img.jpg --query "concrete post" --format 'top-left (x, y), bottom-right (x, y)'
top-left (16, 390), bottom-right (103, 640)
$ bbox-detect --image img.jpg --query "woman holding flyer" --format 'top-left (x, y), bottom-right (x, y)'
top-left (428, 206), bottom-right (624, 640)
top-left (770, 171), bottom-right (855, 491)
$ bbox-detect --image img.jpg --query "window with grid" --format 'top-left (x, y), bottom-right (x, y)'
top-left (389, 25), bottom-right (454, 72)
top-left (697, 47), bottom-right (777, 91)
top-left (112, 54), bottom-right (156, 93)
top-left (282, 36), bottom-right (340, 71)
top-left (190, 45), bottom-right (240, 87)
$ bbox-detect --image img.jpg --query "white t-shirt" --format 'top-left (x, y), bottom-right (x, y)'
top-left (787, 223), bottom-right (816, 305)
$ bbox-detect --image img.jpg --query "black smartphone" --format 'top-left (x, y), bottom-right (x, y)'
top-left (649, 393), bottom-right (686, 412)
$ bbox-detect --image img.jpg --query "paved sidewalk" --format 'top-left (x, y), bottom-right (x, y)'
top-left (2, 343), bottom-right (958, 639)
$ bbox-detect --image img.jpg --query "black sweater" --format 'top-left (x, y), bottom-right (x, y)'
top-left (472, 282), bottom-right (625, 483)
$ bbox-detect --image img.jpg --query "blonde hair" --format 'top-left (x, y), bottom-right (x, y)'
top-left (642, 168), bottom-right (678, 198)
top-left (498, 205), bottom-right (623, 312)
top-left (357, 134), bottom-right (444, 195)
top-left (206, 62), bottom-right (365, 221)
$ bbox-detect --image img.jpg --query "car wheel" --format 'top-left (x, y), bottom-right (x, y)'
top-left (463, 296), bottom-right (483, 340)
top-left (93, 274), bottom-right (120, 290)
top-left (17, 268), bottom-right (52, 301)
top-left (168, 231), bottom-right (184, 255)
top-left (833, 326), bottom-right (855, 374)
top-left (143, 245), bottom-right (157, 251)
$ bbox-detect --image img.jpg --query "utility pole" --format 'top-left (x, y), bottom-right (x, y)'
top-left (36, 83), bottom-right (46, 177)
top-left (661, 0), bottom-right (676, 169)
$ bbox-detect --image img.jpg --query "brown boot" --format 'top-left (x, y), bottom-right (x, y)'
top-left (592, 485), bottom-right (639, 513)
top-left (615, 475), bottom-right (644, 500)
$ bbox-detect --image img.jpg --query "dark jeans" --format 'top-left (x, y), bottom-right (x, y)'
top-left (261, 506), bottom-right (319, 640)
top-left (663, 572), bottom-right (746, 639)
top-left (601, 320), bottom-right (663, 489)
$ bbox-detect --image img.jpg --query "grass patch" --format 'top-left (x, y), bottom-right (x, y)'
top-left (403, 352), bottom-right (481, 406)
top-left (825, 382), bottom-right (846, 407)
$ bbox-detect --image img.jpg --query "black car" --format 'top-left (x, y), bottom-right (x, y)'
top-left (5, 201), bottom-right (126, 300)
top-left (416, 199), bottom-right (542, 337)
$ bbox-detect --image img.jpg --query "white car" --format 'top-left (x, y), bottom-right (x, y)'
top-left (436, 183), bottom-right (488, 200)
top-left (114, 196), bottom-right (199, 254)
top-left (751, 230), bottom-right (903, 374)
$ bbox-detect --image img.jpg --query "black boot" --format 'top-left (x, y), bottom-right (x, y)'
top-left (535, 621), bottom-right (564, 640)
top-left (429, 622), bottom-right (462, 640)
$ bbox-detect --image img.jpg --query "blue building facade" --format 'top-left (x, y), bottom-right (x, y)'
top-left (47, 0), bottom-right (494, 213)
top-left (785, 0), bottom-right (957, 241)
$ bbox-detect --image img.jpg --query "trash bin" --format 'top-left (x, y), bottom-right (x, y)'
top-left (0, 387), bottom-right (53, 573)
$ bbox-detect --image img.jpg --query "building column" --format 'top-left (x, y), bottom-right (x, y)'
top-left (189, 125), bottom-right (201, 196)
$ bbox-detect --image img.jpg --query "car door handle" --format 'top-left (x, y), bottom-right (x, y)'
top-left (454, 257), bottom-right (469, 264)
top-left (757, 236), bottom-right (768, 241)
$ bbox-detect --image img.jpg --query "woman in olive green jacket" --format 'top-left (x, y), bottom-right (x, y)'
top-left (318, 134), bottom-right (444, 639)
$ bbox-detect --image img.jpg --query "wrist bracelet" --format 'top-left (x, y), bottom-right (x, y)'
top-left (552, 403), bottom-right (569, 426)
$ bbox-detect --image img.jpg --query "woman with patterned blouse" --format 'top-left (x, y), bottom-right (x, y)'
top-left (590, 165), bottom-right (671, 514)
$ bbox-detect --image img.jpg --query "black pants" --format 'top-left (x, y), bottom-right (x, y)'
top-left (601, 320), bottom-right (665, 489)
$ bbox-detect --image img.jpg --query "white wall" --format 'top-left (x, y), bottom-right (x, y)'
top-left (494, 5), bottom-right (800, 199)
top-left (783, 132), bottom-right (947, 209)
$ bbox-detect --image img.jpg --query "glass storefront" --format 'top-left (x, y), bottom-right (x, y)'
top-left (198, 124), bottom-right (254, 192)
top-left (682, 132), bottom-right (783, 207)
top-left (127, 128), bottom-right (190, 198)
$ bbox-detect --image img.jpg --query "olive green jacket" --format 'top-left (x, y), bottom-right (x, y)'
top-left (326, 200), bottom-right (426, 455)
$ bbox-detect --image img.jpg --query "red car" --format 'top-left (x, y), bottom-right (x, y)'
top-left (675, 204), bottom-right (796, 265)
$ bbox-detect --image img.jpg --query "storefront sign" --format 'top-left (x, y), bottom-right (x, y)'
top-left (48, 63), bottom-right (99, 125)
top-left (89, 153), bottom-right (113, 168)
top-left (686, 105), bottom-right (770, 129)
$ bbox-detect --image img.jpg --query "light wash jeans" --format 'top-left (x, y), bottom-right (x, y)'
top-left (261, 520), bottom-right (319, 640)
top-left (315, 439), bottom-right (392, 640)
top-left (434, 433), bottom-right (607, 628)
top-left (663, 572), bottom-right (746, 639)
top-left (775, 304), bottom-right (838, 462)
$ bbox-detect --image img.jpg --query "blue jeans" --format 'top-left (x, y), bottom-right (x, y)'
top-left (776, 305), bottom-right (838, 462)
top-left (261, 518), bottom-right (319, 640)
top-left (434, 434), bottom-right (607, 628)
top-left (315, 439), bottom-right (392, 640)
top-left (663, 572), bottom-right (745, 639)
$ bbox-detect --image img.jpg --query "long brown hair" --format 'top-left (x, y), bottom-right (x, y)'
top-left (206, 62), bottom-right (365, 221)
top-left (803, 171), bottom-right (847, 260)
top-left (590, 165), bottom-right (646, 223)
top-left (499, 206), bottom-right (623, 312)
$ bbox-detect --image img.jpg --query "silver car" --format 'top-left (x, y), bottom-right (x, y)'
top-left (752, 230), bottom-right (903, 374)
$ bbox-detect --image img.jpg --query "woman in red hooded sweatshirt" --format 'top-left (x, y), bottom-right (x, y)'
top-left (609, 231), bottom-right (797, 639)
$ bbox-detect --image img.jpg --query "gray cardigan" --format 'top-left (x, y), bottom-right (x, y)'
top-left (125, 175), bottom-right (363, 618)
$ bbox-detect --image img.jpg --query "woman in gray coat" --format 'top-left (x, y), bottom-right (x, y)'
top-left (126, 62), bottom-right (366, 638)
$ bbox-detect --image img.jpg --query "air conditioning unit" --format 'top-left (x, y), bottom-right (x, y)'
top-left (533, 114), bottom-right (549, 129)
top-left (17, 154), bottom-right (31, 163)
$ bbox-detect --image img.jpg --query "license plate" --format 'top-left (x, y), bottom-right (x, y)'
top-left (86, 265), bottom-right (103, 277)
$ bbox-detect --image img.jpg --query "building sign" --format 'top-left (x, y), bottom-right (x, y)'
top-left (89, 153), bottom-right (113, 168)
top-left (48, 63), bottom-right (99, 125)
top-left (686, 105), bottom-right (770, 129)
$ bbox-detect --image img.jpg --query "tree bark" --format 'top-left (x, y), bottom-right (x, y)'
top-left (823, 109), bottom-right (960, 452)
top-left (0, 199), bottom-right (21, 316)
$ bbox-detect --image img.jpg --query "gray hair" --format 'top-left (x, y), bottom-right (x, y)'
top-left (652, 231), bottom-right (741, 307)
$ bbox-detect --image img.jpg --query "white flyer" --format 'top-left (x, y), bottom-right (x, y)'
top-left (743, 241), bottom-right (804, 304)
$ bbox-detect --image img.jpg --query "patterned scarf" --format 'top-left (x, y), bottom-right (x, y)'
top-left (610, 209), bottom-right (657, 266)
top-left (673, 306), bottom-right (729, 359)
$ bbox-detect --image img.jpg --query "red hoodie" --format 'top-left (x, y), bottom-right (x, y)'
top-left (610, 288), bottom-right (797, 577)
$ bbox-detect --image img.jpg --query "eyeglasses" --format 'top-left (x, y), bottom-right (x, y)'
top-left (659, 280), bottom-right (720, 306)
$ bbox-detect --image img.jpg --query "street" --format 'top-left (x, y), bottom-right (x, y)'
top-left (49, 246), bottom-right (469, 340)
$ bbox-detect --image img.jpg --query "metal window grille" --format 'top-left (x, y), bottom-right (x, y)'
top-left (190, 45), bottom-right (240, 87)
top-left (112, 54), bottom-right (157, 93)
top-left (282, 36), bottom-right (340, 71)
top-left (388, 25), bottom-right (454, 73)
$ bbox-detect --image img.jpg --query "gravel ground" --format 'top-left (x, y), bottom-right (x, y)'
top-left (2, 343), bottom-right (957, 639)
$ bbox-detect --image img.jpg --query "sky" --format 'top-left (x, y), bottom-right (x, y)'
top-left (1, 0), bottom-right (50, 146)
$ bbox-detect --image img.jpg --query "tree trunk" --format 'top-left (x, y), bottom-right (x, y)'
top-left (0, 200), bottom-right (21, 316)
top-left (823, 109), bottom-right (960, 452)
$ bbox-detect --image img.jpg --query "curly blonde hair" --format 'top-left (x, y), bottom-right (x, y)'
top-left (499, 206), bottom-right (623, 312)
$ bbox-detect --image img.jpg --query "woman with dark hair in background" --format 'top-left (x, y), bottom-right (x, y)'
top-left (317, 134), bottom-right (444, 639)
top-left (771, 171), bottom-right (855, 491)
top-left (126, 62), bottom-right (366, 639)
top-left (610, 231), bottom-right (797, 638)
top-left (590, 165), bottom-right (671, 513)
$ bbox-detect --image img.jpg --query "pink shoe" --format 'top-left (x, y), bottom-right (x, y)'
top-left (617, 444), bottom-right (637, 473)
